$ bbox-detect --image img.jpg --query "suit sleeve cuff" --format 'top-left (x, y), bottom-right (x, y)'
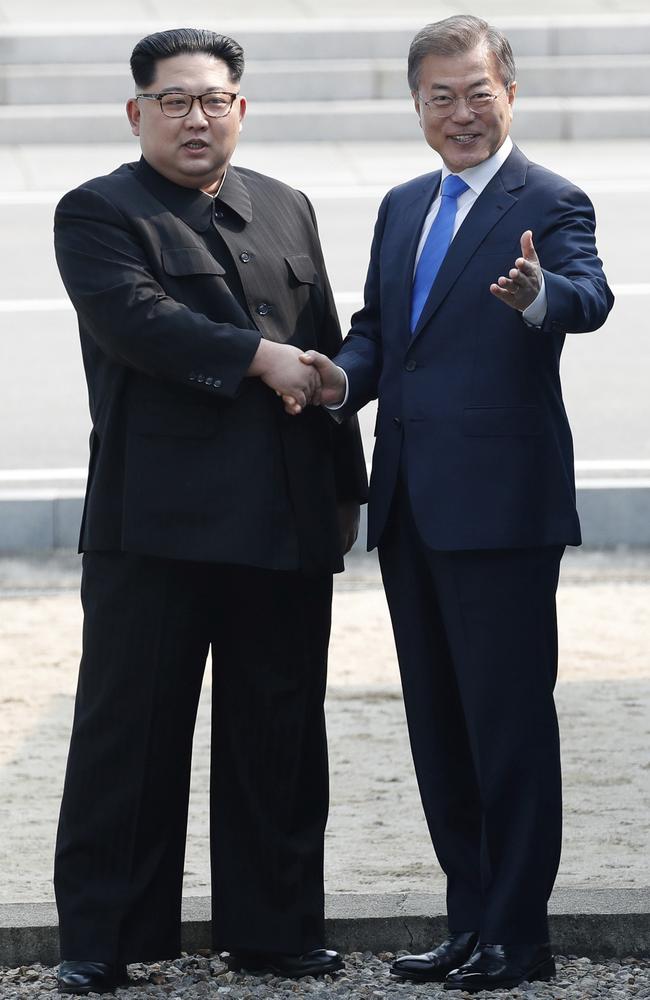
top-left (522, 276), bottom-right (547, 328)
top-left (324, 367), bottom-right (349, 410)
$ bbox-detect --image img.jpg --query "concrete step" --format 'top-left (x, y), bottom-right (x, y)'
top-left (2, 96), bottom-right (650, 143)
top-left (2, 54), bottom-right (650, 105)
top-left (1, 16), bottom-right (650, 64)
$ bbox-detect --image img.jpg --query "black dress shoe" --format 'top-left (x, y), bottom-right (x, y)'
top-left (444, 942), bottom-right (556, 992)
top-left (226, 948), bottom-right (343, 978)
top-left (57, 961), bottom-right (128, 995)
top-left (390, 931), bottom-right (479, 982)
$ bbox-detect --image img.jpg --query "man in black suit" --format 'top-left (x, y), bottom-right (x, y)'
top-left (286, 15), bottom-right (613, 993)
top-left (53, 27), bottom-right (367, 995)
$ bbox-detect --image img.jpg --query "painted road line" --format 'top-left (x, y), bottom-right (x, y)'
top-left (2, 180), bottom-right (650, 205)
top-left (0, 283), bottom-right (648, 315)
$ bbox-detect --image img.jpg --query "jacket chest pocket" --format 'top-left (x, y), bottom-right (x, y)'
top-left (161, 247), bottom-right (226, 277)
top-left (285, 253), bottom-right (316, 287)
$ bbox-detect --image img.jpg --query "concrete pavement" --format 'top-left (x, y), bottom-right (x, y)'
top-left (0, 548), bottom-right (649, 964)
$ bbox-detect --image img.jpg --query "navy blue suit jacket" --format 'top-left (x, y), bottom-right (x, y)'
top-left (337, 144), bottom-right (614, 551)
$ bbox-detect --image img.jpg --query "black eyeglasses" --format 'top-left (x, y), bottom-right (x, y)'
top-left (137, 91), bottom-right (239, 119)
top-left (417, 86), bottom-right (511, 118)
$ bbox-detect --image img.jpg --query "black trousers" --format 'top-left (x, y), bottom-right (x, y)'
top-left (54, 552), bottom-right (332, 963)
top-left (378, 487), bottom-right (564, 943)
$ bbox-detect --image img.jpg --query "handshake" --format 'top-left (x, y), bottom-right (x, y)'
top-left (248, 340), bottom-right (346, 415)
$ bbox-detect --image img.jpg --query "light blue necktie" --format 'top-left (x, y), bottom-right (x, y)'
top-left (410, 173), bottom-right (469, 332)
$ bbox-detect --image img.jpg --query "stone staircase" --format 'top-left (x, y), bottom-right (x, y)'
top-left (0, 16), bottom-right (649, 142)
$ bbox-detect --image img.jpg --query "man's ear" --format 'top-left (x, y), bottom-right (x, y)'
top-left (411, 92), bottom-right (422, 127)
top-left (237, 95), bottom-right (247, 132)
top-left (126, 98), bottom-right (141, 137)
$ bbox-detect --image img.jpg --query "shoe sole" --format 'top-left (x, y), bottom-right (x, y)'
top-left (444, 957), bottom-right (556, 992)
top-left (390, 966), bottom-right (449, 983)
top-left (57, 980), bottom-right (128, 995)
top-left (227, 957), bottom-right (344, 979)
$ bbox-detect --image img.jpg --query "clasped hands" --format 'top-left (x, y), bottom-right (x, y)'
top-left (249, 338), bottom-right (344, 416)
top-left (256, 230), bottom-right (542, 417)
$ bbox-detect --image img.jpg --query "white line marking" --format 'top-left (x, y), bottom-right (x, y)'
top-left (576, 478), bottom-right (650, 489)
top-left (3, 180), bottom-right (650, 206)
top-left (2, 461), bottom-right (649, 485)
top-left (0, 283), bottom-right (648, 316)
top-left (0, 299), bottom-right (73, 312)
top-left (575, 459), bottom-right (650, 472)
top-left (0, 468), bottom-right (86, 481)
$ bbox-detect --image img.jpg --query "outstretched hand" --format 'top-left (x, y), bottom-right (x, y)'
top-left (490, 230), bottom-right (542, 312)
top-left (281, 351), bottom-right (347, 415)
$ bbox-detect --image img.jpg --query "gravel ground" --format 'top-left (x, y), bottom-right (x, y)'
top-left (1, 952), bottom-right (649, 999)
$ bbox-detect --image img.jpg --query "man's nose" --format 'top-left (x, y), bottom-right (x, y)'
top-left (450, 98), bottom-right (476, 124)
top-left (184, 98), bottom-right (209, 126)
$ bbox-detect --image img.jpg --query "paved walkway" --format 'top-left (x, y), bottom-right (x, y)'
top-left (1, 549), bottom-right (649, 907)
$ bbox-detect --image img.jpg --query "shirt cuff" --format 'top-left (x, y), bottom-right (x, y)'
top-left (522, 276), bottom-right (547, 327)
top-left (324, 367), bottom-right (349, 410)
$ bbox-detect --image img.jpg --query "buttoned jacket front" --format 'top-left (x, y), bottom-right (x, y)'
top-left (54, 158), bottom-right (367, 573)
top-left (335, 145), bottom-right (613, 551)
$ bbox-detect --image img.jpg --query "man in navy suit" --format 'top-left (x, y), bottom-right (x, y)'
top-left (286, 15), bottom-right (613, 993)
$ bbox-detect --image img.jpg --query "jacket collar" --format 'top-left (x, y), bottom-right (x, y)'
top-left (133, 156), bottom-right (253, 231)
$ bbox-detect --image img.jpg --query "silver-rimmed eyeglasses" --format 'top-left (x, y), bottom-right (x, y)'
top-left (136, 91), bottom-right (239, 119)
top-left (417, 86), bottom-right (511, 118)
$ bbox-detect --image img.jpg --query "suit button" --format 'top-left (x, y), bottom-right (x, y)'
top-left (213, 379), bottom-right (222, 388)
top-left (213, 208), bottom-right (224, 220)
top-left (405, 360), bottom-right (417, 372)
top-left (239, 251), bottom-right (252, 263)
top-left (393, 417), bottom-right (402, 426)
top-left (256, 303), bottom-right (270, 316)
top-left (197, 373), bottom-right (205, 383)
top-left (189, 372), bottom-right (197, 381)
top-left (205, 376), bottom-right (214, 385)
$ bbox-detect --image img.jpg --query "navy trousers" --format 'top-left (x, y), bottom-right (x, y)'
top-left (379, 485), bottom-right (564, 943)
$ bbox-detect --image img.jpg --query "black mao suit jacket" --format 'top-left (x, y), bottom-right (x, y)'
top-left (336, 144), bottom-right (613, 550)
top-left (54, 158), bottom-right (367, 574)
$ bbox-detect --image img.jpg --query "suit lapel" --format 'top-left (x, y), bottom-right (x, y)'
top-left (410, 146), bottom-right (528, 342)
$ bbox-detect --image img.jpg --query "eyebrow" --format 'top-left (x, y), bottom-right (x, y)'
top-left (427, 77), bottom-right (492, 91)
top-left (153, 86), bottom-right (235, 94)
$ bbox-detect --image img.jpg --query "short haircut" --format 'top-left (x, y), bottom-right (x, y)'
top-left (407, 15), bottom-right (516, 93)
top-left (130, 28), bottom-right (245, 89)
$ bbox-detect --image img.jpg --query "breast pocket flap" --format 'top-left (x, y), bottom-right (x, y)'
top-left (285, 253), bottom-right (316, 285)
top-left (162, 247), bottom-right (226, 277)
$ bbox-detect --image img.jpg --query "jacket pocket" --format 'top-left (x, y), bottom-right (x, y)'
top-left (462, 405), bottom-right (543, 437)
top-left (285, 253), bottom-right (316, 285)
top-left (161, 247), bottom-right (226, 277)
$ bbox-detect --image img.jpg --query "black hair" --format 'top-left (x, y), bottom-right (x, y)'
top-left (130, 28), bottom-right (244, 88)
top-left (407, 15), bottom-right (515, 93)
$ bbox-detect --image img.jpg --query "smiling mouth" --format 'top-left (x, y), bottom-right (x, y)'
top-left (183, 140), bottom-right (208, 150)
top-left (449, 134), bottom-right (480, 143)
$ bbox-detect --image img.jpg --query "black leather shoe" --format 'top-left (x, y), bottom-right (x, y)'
top-left (390, 931), bottom-right (479, 982)
top-left (226, 948), bottom-right (343, 978)
top-left (57, 961), bottom-right (128, 995)
top-left (444, 943), bottom-right (556, 992)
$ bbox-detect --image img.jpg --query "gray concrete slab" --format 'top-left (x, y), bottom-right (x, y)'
top-left (1, 889), bottom-right (649, 967)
